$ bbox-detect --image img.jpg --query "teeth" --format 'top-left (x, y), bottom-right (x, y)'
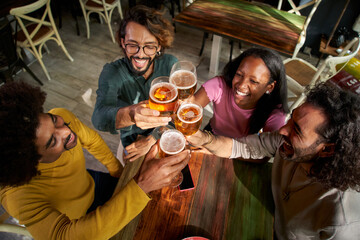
top-left (134, 59), bottom-right (146, 63)
top-left (236, 90), bottom-right (248, 96)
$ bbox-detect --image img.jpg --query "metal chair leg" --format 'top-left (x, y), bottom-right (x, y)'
top-left (199, 32), bottom-right (208, 56)
top-left (19, 59), bottom-right (43, 85)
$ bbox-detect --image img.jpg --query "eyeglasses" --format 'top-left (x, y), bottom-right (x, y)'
top-left (124, 44), bottom-right (158, 56)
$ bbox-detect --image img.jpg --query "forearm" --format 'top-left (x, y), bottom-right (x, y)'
top-left (198, 132), bottom-right (275, 163)
top-left (202, 132), bottom-right (233, 158)
top-left (26, 181), bottom-right (149, 240)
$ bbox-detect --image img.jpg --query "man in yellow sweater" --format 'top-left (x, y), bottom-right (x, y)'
top-left (0, 82), bottom-right (190, 239)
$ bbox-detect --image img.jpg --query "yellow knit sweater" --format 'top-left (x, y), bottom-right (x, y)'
top-left (0, 108), bottom-right (150, 239)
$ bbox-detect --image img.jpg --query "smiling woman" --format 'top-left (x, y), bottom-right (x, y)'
top-left (190, 47), bottom-right (289, 139)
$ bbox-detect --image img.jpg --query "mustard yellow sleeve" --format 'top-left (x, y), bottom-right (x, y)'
top-left (50, 108), bottom-right (122, 177)
top-left (1, 180), bottom-right (150, 240)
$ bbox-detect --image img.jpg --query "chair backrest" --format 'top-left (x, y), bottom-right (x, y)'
top-left (10, 0), bottom-right (54, 46)
top-left (277, 0), bottom-right (320, 15)
top-left (277, 0), bottom-right (322, 58)
top-left (311, 37), bottom-right (360, 87)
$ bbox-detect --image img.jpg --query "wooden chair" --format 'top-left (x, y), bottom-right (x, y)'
top-left (278, 0), bottom-right (323, 58)
top-left (10, 0), bottom-right (74, 81)
top-left (0, 18), bottom-right (43, 85)
top-left (284, 36), bottom-right (360, 114)
top-left (78, 0), bottom-right (123, 43)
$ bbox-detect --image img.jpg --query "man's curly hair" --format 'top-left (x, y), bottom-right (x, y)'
top-left (117, 5), bottom-right (174, 52)
top-left (0, 82), bottom-right (46, 187)
top-left (306, 82), bottom-right (360, 191)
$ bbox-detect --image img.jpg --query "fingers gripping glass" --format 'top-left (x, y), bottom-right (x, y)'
top-left (159, 129), bottom-right (186, 187)
top-left (124, 44), bottom-right (158, 56)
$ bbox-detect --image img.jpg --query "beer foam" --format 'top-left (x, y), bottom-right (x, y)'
top-left (160, 130), bottom-right (186, 155)
top-left (177, 103), bottom-right (203, 124)
top-left (170, 70), bottom-right (197, 89)
top-left (149, 82), bottom-right (178, 103)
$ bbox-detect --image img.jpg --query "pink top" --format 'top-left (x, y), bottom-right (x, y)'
top-left (202, 76), bottom-right (286, 138)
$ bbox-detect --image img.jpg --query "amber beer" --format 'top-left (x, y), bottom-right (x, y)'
top-left (149, 82), bottom-right (178, 116)
top-left (170, 70), bottom-right (197, 100)
top-left (175, 102), bottom-right (203, 136)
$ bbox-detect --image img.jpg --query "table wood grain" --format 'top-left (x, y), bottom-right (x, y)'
top-left (174, 0), bottom-right (305, 56)
top-left (111, 152), bottom-right (274, 240)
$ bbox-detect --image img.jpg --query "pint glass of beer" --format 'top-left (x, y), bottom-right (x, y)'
top-left (149, 76), bottom-right (178, 116)
top-left (159, 129), bottom-right (186, 187)
top-left (169, 61), bottom-right (197, 100)
top-left (175, 102), bottom-right (203, 136)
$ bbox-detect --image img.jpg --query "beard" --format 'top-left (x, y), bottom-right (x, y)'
top-left (125, 55), bottom-right (155, 77)
top-left (279, 137), bottom-right (319, 163)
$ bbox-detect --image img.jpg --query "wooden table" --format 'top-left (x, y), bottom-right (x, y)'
top-left (111, 152), bottom-right (274, 240)
top-left (174, 0), bottom-right (305, 77)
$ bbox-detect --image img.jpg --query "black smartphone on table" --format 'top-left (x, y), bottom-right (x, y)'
top-left (178, 164), bottom-right (195, 191)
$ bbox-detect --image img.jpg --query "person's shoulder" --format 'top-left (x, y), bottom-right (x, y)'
top-left (101, 58), bottom-right (129, 75)
top-left (204, 75), bottom-right (226, 87)
top-left (100, 58), bottom-right (130, 82)
top-left (0, 180), bottom-right (43, 206)
top-left (158, 54), bottom-right (178, 64)
top-left (162, 53), bottom-right (177, 60)
top-left (103, 58), bottom-right (127, 70)
top-left (269, 104), bottom-right (286, 115)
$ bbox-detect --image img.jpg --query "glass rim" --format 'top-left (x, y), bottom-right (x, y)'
top-left (171, 61), bottom-right (197, 74)
top-left (169, 70), bottom-right (197, 89)
top-left (150, 76), bottom-right (170, 86)
top-left (177, 102), bottom-right (203, 124)
top-left (159, 129), bottom-right (186, 155)
top-left (149, 82), bottom-right (178, 104)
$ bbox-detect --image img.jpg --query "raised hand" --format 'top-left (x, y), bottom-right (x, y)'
top-left (134, 144), bottom-right (191, 193)
top-left (131, 101), bottom-right (171, 129)
top-left (124, 135), bottom-right (156, 163)
top-left (185, 130), bottom-right (209, 147)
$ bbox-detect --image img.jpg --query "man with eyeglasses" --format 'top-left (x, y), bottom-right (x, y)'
top-left (92, 5), bottom-right (178, 163)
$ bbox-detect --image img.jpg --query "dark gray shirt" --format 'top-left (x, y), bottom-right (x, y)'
top-left (92, 54), bottom-right (178, 147)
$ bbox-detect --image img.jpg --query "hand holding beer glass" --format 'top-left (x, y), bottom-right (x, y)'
top-left (149, 76), bottom-right (178, 116)
top-left (159, 129), bottom-right (186, 187)
top-left (170, 61), bottom-right (197, 100)
top-left (175, 102), bottom-right (203, 136)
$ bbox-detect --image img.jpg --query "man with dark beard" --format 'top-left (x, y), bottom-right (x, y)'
top-left (186, 82), bottom-right (360, 239)
top-left (92, 5), bottom-right (178, 163)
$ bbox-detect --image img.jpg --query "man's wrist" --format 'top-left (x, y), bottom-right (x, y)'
top-left (129, 105), bottom-right (136, 124)
top-left (203, 130), bottom-right (215, 146)
top-left (148, 134), bottom-right (157, 145)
